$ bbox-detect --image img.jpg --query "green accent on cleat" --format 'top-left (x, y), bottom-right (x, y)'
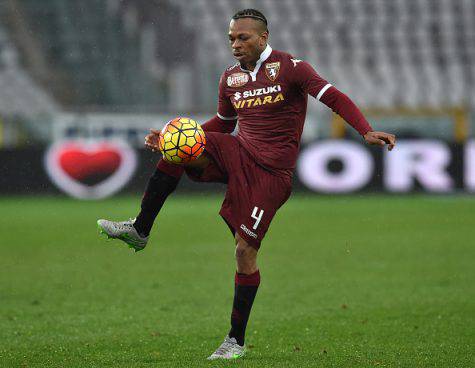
top-left (97, 223), bottom-right (107, 236)
top-left (207, 336), bottom-right (245, 360)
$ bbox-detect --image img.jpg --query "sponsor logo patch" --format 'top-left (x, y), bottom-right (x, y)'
top-left (227, 72), bottom-right (249, 87)
top-left (231, 85), bottom-right (285, 109)
top-left (265, 62), bottom-right (280, 81)
top-left (233, 93), bottom-right (285, 109)
top-left (239, 85), bottom-right (282, 99)
top-left (240, 224), bottom-right (258, 239)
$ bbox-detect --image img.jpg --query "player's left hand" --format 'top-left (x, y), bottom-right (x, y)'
top-left (363, 131), bottom-right (396, 151)
top-left (145, 129), bottom-right (161, 153)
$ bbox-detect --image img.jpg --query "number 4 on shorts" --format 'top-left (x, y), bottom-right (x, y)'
top-left (251, 207), bottom-right (264, 230)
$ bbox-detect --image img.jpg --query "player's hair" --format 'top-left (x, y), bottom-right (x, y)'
top-left (232, 9), bottom-right (268, 32)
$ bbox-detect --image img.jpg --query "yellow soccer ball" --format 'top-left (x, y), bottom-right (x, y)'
top-left (158, 117), bottom-right (206, 164)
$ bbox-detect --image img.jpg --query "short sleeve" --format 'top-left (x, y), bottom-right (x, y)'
top-left (292, 59), bottom-right (332, 100)
top-left (217, 73), bottom-right (238, 120)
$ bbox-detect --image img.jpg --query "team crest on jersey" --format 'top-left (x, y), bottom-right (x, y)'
top-left (265, 62), bottom-right (280, 81)
top-left (227, 72), bottom-right (249, 87)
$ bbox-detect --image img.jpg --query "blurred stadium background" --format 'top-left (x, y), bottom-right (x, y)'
top-left (1, 1), bottom-right (474, 367)
top-left (1, 0), bottom-right (474, 196)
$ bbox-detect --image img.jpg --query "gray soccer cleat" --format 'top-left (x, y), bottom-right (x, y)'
top-left (207, 336), bottom-right (245, 360)
top-left (97, 218), bottom-right (148, 252)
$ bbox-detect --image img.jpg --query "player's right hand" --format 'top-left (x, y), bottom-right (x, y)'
top-left (145, 129), bottom-right (161, 153)
top-left (363, 131), bottom-right (396, 151)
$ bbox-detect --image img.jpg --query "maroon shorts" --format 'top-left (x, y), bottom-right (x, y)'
top-left (185, 132), bottom-right (292, 250)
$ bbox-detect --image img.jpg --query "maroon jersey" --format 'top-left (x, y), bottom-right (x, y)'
top-left (217, 45), bottom-right (332, 176)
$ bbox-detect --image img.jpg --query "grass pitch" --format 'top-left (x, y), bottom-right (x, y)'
top-left (0, 194), bottom-right (474, 367)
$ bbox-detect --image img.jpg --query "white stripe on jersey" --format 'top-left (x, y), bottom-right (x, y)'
top-left (217, 112), bottom-right (238, 121)
top-left (317, 83), bottom-right (333, 100)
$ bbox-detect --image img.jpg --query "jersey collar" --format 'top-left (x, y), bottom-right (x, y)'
top-left (240, 44), bottom-right (273, 82)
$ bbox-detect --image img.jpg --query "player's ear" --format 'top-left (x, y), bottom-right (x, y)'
top-left (259, 31), bottom-right (269, 47)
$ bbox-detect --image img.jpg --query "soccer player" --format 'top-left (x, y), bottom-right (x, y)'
top-left (98, 9), bottom-right (396, 360)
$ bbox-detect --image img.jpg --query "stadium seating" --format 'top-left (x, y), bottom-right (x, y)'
top-left (172, 0), bottom-right (475, 109)
top-left (0, 26), bottom-right (59, 117)
top-left (0, 0), bottom-right (473, 112)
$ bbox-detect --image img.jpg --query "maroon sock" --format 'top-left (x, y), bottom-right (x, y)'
top-left (134, 160), bottom-right (183, 237)
top-left (228, 270), bottom-right (260, 346)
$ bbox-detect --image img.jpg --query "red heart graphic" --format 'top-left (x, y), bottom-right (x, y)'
top-left (59, 148), bottom-right (122, 182)
top-left (44, 140), bottom-right (137, 199)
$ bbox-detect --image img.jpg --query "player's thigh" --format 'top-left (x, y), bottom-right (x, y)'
top-left (242, 174), bottom-right (291, 232)
top-left (222, 166), bottom-right (292, 249)
top-left (184, 151), bottom-right (228, 183)
top-left (184, 132), bottom-right (240, 183)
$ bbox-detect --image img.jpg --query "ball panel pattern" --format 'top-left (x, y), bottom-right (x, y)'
top-left (158, 117), bottom-right (206, 164)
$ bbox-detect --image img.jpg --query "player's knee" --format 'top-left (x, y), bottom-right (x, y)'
top-left (184, 154), bottom-right (210, 170)
top-left (235, 243), bottom-right (249, 260)
top-left (235, 233), bottom-right (250, 257)
top-left (234, 234), bottom-right (257, 273)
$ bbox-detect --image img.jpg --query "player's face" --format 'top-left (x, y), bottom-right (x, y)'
top-left (228, 18), bottom-right (268, 68)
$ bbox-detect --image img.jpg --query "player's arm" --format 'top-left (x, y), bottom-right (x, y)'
top-left (145, 116), bottom-right (236, 152)
top-left (201, 115), bottom-right (236, 134)
top-left (319, 86), bottom-right (395, 150)
top-left (144, 113), bottom-right (237, 152)
top-left (145, 73), bottom-right (237, 151)
top-left (294, 60), bottom-right (396, 151)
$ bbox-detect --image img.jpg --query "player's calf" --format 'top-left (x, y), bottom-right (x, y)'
top-left (133, 163), bottom-right (181, 237)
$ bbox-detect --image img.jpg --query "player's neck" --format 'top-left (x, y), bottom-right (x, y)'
top-left (241, 56), bottom-right (261, 71)
top-left (241, 61), bottom-right (257, 71)
top-left (241, 45), bottom-right (269, 71)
